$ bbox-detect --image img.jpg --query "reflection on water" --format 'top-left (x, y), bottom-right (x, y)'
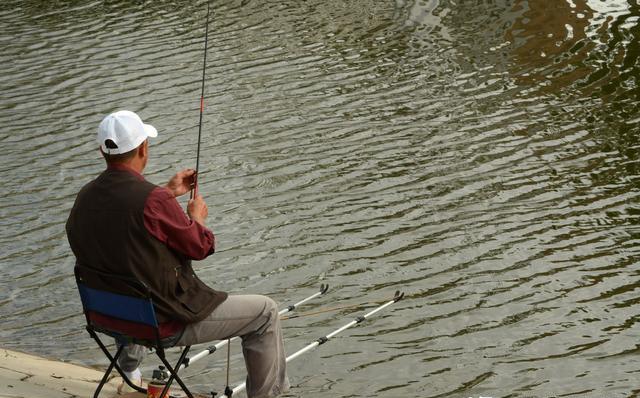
top-left (1, 0), bottom-right (639, 397)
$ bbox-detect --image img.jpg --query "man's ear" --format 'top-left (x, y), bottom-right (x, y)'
top-left (138, 140), bottom-right (148, 158)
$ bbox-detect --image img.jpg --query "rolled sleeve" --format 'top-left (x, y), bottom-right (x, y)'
top-left (143, 187), bottom-right (215, 260)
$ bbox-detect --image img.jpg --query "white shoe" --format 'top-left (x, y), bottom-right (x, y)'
top-left (117, 368), bottom-right (142, 395)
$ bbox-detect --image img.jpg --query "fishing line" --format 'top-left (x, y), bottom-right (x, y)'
top-left (192, 0), bottom-right (211, 199)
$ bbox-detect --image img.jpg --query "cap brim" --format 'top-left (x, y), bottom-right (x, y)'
top-left (144, 123), bottom-right (158, 138)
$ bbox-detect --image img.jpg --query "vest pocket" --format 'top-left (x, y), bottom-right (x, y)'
top-left (175, 272), bottom-right (193, 294)
top-left (176, 273), bottom-right (208, 314)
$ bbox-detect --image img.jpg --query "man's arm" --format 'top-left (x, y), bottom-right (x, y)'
top-left (144, 173), bottom-right (215, 260)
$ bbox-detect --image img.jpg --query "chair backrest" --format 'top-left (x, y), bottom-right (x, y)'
top-left (74, 266), bottom-right (163, 344)
top-left (77, 283), bottom-right (159, 327)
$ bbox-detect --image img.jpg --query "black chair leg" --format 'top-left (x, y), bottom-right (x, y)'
top-left (89, 330), bottom-right (146, 396)
top-left (162, 345), bottom-right (190, 390)
top-left (93, 343), bottom-right (124, 398)
top-left (158, 346), bottom-right (194, 398)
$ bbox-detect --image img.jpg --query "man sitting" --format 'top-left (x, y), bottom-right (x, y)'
top-left (66, 110), bottom-right (289, 398)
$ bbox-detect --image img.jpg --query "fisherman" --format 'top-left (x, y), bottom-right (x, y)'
top-left (66, 110), bottom-right (289, 398)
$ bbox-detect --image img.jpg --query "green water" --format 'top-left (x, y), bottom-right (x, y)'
top-left (1, 0), bottom-right (639, 397)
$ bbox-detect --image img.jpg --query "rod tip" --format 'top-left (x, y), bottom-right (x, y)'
top-left (393, 291), bottom-right (405, 302)
top-left (320, 284), bottom-right (329, 294)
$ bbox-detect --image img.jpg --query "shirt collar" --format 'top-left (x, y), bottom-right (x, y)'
top-left (106, 163), bottom-right (145, 181)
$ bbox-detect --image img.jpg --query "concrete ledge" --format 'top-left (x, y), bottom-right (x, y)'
top-left (0, 348), bottom-right (122, 398)
top-left (0, 349), bottom-right (205, 398)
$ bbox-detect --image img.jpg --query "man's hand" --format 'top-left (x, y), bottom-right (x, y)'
top-left (188, 194), bottom-right (208, 225)
top-left (166, 169), bottom-right (196, 197)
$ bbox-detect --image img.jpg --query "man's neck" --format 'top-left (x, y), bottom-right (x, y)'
top-left (107, 160), bottom-right (144, 174)
top-left (106, 162), bottom-right (145, 180)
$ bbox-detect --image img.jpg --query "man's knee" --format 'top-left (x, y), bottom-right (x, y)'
top-left (263, 296), bottom-right (278, 316)
top-left (252, 296), bottom-right (278, 336)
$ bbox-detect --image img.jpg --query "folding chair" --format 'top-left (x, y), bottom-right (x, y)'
top-left (74, 266), bottom-right (194, 398)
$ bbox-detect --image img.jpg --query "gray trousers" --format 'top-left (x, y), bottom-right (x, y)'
top-left (118, 295), bottom-right (289, 398)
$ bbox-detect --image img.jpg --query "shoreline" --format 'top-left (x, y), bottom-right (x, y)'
top-left (0, 348), bottom-right (130, 398)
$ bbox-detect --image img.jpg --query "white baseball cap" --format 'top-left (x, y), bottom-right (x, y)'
top-left (97, 110), bottom-right (158, 154)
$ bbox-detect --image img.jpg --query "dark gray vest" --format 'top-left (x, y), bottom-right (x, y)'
top-left (66, 168), bottom-right (226, 323)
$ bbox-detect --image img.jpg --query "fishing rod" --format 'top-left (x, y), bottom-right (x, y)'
top-left (191, 0), bottom-right (211, 199)
top-left (280, 303), bottom-right (361, 320)
top-left (219, 290), bottom-right (405, 398)
top-left (176, 284), bottom-right (330, 371)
